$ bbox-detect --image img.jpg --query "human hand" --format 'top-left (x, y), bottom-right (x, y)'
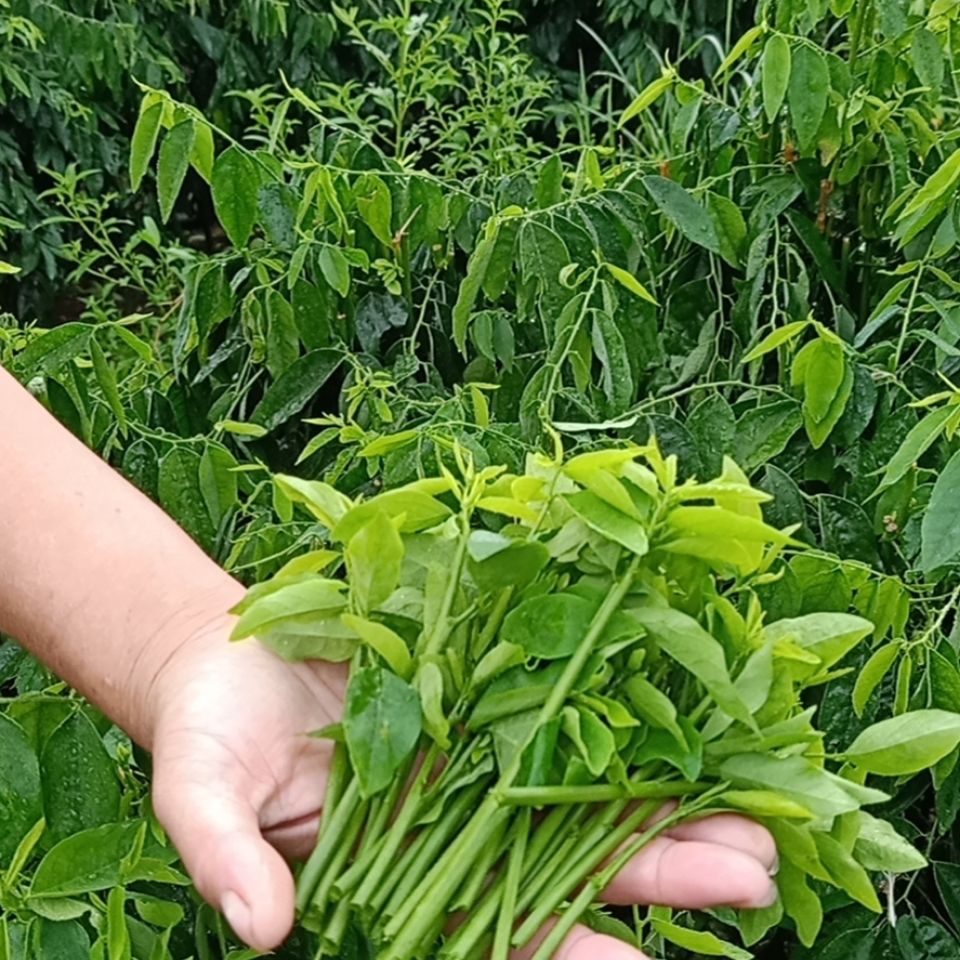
top-left (148, 620), bottom-right (778, 957)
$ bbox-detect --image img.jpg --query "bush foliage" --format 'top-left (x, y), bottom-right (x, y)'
top-left (4, 0), bottom-right (960, 957)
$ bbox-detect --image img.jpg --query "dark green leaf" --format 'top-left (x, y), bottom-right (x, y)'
top-left (896, 917), bottom-right (959, 960)
top-left (343, 667), bottom-right (422, 798)
top-left (501, 594), bottom-right (596, 659)
top-left (732, 401), bottom-right (803, 472)
top-left (157, 120), bottom-right (196, 224)
top-left (41, 712), bottom-right (120, 845)
top-left (922, 448), bottom-right (960, 571)
top-left (762, 34), bottom-right (791, 122)
top-left (157, 447), bottom-right (216, 551)
top-left (211, 146), bottom-right (259, 248)
top-left (31, 822), bottom-right (144, 898)
top-left (0, 714), bottom-right (42, 867)
top-left (250, 349), bottom-right (343, 431)
top-left (643, 176), bottom-right (720, 253)
top-left (788, 45), bottom-right (830, 153)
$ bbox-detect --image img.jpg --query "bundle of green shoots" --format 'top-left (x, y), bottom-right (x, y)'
top-left (231, 442), bottom-right (947, 959)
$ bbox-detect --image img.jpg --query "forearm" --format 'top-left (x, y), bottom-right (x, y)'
top-left (0, 367), bottom-right (243, 747)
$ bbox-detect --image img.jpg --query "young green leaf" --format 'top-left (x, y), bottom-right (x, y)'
top-left (620, 71), bottom-right (675, 125)
top-left (345, 511), bottom-right (403, 614)
top-left (813, 832), bottom-right (881, 912)
top-left (230, 578), bottom-right (347, 640)
top-left (452, 220), bottom-right (499, 354)
top-left (629, 607), bottom-right (753, 727)
top-left (715, 23), bottom-right (765, 77)
top-left (705, 192), bottom-right (747, 268)
top-left (873, 405), bottom-right (953, 495)
top-left (778, 859), bottom-right (822, 947)
top-left (30, 822), bottom-right (145, 898)
top-left (624, 676), bottom-right (687, 747)
top-left (764, 613), bottom-right (874, 671)
top-left (898, 149), bottom-right (960, 224)
top-left (129, 97), bottom-right (164, 191)
top-left (604, 263), bottom-right (657, 305)
top-left (853, 643), bottom-right (900, 718)
top-left (318, 245), bottom-right (351, 297)
top-left (652, 920), bottom-right (752, 960)
top-left (342, 615), bottom-right (412, 679)
top-left (720, 754), bottom-right (869, 819)
top-left (190, 121), bottom-right (215, 183)
top-left (742, 320), bottom-right (810, 364)
top-left (854, 813), bottom-right (928, 873)
top-left (565, 491), bottom-right (649, 556)
top-left (846, 710), bottom-right (960, 775)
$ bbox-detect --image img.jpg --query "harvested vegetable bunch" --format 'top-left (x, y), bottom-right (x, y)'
top-left (231, 441), bottom-right (948, 959)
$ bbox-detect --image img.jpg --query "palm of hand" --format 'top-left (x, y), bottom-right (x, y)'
top-left (149, 633), bottom-right (777, 958)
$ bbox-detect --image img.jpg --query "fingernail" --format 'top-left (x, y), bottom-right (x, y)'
top-left (754, 883), bottom-right (780, 909)
top-left (222, 890), bottom-right (251, 940)
top-left (768, 854), bottom-right (780, 877)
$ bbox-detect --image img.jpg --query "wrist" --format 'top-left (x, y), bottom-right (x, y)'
top-left (122, 579), bottom-right (246, 750)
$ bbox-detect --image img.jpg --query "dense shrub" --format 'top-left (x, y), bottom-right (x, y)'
top-left (4, 1), bottom-right (960, 957)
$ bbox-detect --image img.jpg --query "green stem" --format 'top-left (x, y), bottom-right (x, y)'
top-left (379, 794), bottom-right (511, 957)
top-left (529, 881), bottom-right (597, 960)
top-left (528, 793), bottom-right (722, 960)
top-left (309, 799), bottom-right (368, 922)
top-left (892, 263), bottom-right (925, 371)
top-left (316, 741), bottom-right (347, 841)
top-left (501, 781), bottom-right (706, 805)
top-left (382, 556), bottom-right (643, 958)
top-left (442, 806), bottom-right (590, 960)
top-left (517, 554), bottom-right (644, 774)
top-left (492, 809), bottom-right (531, 960)
top-left (472, 587), bottom-right (514, 661)
top-left (450, 814), bottom-right (510, 912)
top-left (377, 781), bottom-right (492, 926)
top-left (317, 896), bottom-right (352, 958)
top-left (420, 519), bottom-right (472, 659)
top-left (350, 743), bottom-right (441, 915)
top-left (513, 799), bottom-right (659, 948)
top-left (331, 752), bottom-right (412, 900)
top-left (296, 777), bottom-right (361, 914)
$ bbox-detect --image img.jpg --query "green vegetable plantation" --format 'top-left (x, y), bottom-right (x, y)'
top-left (5, 1), bottom-right (960, 958)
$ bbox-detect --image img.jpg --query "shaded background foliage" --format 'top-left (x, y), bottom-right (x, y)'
top-left (4, 0), bottom-right (960, 958)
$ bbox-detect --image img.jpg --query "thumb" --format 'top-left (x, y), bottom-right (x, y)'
top-left (152, 755), bottom-right (295, 952)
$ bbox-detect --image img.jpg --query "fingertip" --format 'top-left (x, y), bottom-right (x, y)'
top-left (605, 837), bottom-right (777, 911)
top-left (668, 814), bottom-right (778, 872)
top-left (223, 835), bottom-right (296, 950)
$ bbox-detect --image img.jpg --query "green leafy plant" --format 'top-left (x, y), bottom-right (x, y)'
top-left (229, 441), bottom-right (948, 958)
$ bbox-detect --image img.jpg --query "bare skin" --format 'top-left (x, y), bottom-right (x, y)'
top-left (0, 367), bottom-right (778, 957)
